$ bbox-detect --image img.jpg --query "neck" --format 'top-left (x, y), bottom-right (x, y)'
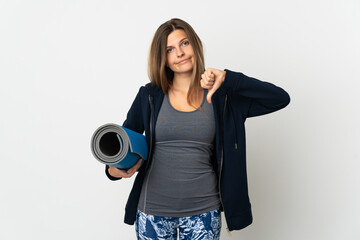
top-left (171, 72), bottom-right (193, 92)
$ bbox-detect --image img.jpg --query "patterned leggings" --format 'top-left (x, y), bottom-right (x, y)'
top-left (135, 209), bottom-right (221, 240)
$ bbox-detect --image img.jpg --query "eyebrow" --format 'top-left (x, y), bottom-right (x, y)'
top-left (166, 38), bottom-right (188, 48)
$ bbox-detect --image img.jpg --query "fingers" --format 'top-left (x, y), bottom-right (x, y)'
top-left (127, 158), bottom-right (143, 174)
top-left (108, 158), bottom-right (143, 178)
top-left (200, 69), bottom-right (215, 89)
top-left (108, 166), bottom-right (130, 178)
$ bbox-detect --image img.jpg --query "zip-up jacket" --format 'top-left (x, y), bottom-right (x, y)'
top-left (105, 69), bottom-right (290, 231)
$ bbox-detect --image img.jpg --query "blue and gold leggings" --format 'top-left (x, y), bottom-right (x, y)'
top-left (135, 209), bottom-right (221, 240)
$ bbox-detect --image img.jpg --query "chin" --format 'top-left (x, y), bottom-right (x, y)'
top-left (179, 64), bottom-right (194, 73)
top-left (177, 68), bottom-right (193, 74)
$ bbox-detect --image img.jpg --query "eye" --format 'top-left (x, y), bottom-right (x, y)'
top-left (182, 41), bottom-right (190, 47)
top-left (166, 48), bottom-right (173, 54)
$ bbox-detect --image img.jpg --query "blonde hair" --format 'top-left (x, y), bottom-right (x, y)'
top-left (148, 18), bottom-right (205, 107)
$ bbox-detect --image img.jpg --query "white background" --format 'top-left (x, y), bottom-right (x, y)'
top-left (1, 0), bottom-right (359, 239)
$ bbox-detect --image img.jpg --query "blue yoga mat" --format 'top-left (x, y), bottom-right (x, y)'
top-left (91, 123), bottom-right (147, 169)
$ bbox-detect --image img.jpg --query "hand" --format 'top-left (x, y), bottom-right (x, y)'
top-left (200, 68), bottom-right (226, 104)
top-left (108, 158), bottom-right (143, 178)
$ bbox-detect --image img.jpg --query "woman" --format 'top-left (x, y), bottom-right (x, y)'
top-left (106, 18), bottom-right (290, 240)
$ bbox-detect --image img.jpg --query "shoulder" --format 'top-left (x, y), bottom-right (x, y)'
top-left (131, 83), bottom-right (163, 106)
top-left (140, 82), bottom-right (162, 96)
top-left (142, 82), bottom-right (164, 99)
top-left (132, 83), bottom-right (152, 99)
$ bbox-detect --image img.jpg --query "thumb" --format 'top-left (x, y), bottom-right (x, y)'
top-left (206, 85), bottom-right (219, 104)
top-left (207, 88), bottom-right (215, 104)
top-left (206, 79), bottom-right (223, 104)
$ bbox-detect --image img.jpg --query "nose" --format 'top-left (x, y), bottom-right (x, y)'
top-left (176, 48), bottom-right (184, 57)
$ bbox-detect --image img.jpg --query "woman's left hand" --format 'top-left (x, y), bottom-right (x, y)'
top-left (200, 68), bottom-right (226, 104)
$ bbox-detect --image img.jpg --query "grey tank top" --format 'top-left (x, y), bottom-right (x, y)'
top-left (137, 89), bottom-right (220, 217)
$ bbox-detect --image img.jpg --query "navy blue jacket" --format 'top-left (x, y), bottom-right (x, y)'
top-left (106, 69), bottom-right (290, 231)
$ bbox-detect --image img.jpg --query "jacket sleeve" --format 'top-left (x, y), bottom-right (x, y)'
top-left (104, 86), bottom-right (146, 181)
top-left (223, 69), bottom-right (290, 118)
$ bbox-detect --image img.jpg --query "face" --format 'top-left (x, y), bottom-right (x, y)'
top-left (166, 29), bottom-right (194, 75)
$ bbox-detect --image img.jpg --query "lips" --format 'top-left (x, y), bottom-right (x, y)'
top-left (177, 58), bottom-right (190, 64)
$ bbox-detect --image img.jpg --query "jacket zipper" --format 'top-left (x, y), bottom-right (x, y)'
top-left (219, 94), bottom-right (231, 235)
top-left (142, 95), bottom-right (155, 212)
top-left (148, 95), bottom-right (154, 169)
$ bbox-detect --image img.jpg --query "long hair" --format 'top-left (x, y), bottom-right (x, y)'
top-left (148, 18), bottom-right (205, 107)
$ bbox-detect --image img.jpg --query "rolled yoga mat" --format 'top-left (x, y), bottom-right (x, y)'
top-left (91, 123), bottom-right (147, 169)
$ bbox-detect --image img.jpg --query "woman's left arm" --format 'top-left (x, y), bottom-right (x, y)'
top-left (201, 68), bottom-right (290, 117)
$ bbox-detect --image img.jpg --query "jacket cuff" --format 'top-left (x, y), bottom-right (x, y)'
top-left (223, 69), bottom-right (244, 90)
